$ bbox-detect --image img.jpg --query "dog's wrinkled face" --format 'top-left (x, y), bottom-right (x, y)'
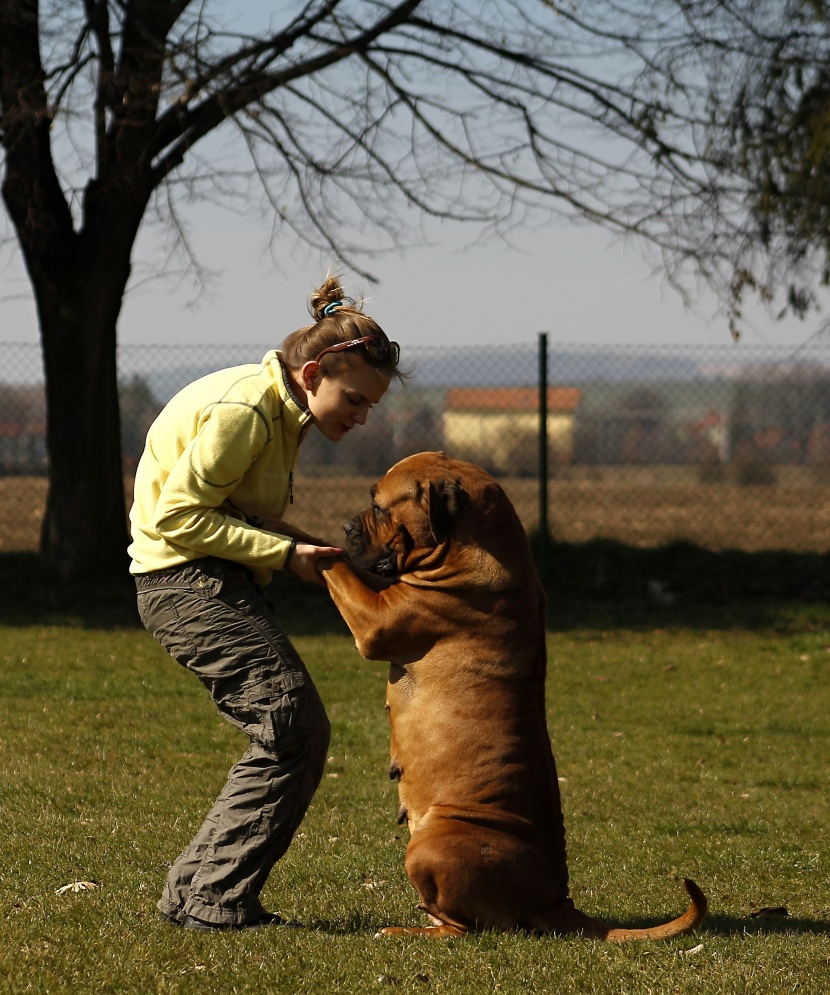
top-left (343, 461), bottom-right (465, 577)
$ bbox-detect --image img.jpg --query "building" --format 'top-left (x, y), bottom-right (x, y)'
top-left (443, 386), bottom-right (581, 475)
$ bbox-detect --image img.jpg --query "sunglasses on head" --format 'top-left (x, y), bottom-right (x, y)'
top-left (314, 335), bottom-right (400, 366)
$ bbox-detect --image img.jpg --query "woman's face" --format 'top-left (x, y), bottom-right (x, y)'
top-left (299, 354), bottom-right (391, 442)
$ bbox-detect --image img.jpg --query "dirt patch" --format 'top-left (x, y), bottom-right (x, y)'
top-left (4, 468), bottom-right (828, 555)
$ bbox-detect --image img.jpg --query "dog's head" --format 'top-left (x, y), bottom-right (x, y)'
top-left (342, 451), bottom-right (529, 587)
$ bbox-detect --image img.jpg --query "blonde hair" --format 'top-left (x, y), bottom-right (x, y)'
top-left (281, 274), bottom-right (403, 381)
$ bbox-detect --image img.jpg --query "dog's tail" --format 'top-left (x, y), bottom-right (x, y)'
top-left (602, 878), bottom-right (707, 942)
top-left (550, 878), bottom-right (707, 942)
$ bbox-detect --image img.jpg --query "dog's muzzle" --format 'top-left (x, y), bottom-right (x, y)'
top-left (343, 518), bottom-right (397, 577)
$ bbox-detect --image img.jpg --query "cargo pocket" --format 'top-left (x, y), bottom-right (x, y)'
top-left (137, 589), bottom-right (199, 666)
top-left (219, 668), bottom-right (308, 757)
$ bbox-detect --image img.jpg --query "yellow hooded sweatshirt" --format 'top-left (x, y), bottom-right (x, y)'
top-left (128, 350), bottom-right (312, 585)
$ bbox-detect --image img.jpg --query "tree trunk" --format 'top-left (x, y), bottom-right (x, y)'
top-left (37, 264), bottom-right (131, 583)
top-left (21, 199), bottom-right (142, 584)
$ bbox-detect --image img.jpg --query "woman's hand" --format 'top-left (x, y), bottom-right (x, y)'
top-left (287, 542), bottom-right (343, 586)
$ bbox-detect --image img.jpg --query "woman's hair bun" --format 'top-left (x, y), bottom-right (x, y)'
top-left (309, 275), bottom-right (357, 322)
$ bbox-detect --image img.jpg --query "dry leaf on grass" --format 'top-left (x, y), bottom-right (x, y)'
top-left (55, 881), bottom-right (100, 895)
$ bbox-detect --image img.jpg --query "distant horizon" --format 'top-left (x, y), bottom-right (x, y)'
top-left (6, 336), bottom-right (830, 396)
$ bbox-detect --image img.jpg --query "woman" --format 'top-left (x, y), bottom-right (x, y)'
top-left (129, 275), bottom-right (402, 931)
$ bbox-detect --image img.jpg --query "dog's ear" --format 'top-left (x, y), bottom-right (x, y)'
top-left (426, 478), bottom-right (465, 543)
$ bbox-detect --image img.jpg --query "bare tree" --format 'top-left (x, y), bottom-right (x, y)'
top-left (708, 2), bottom-right (830, 327)
top-left (0, 0), bottom-right (826, 581)
top-left (609, 1), bottom-right (830, 335)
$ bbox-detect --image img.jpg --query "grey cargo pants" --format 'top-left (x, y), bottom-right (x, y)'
top-left (135, 557), bottom-right (331, 926)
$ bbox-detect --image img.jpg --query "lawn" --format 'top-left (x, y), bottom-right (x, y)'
top-left (0, 584), bottom-right (827, 994)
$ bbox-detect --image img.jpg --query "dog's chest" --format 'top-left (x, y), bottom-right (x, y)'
top-left (387, 663), bottom-right (417, 702)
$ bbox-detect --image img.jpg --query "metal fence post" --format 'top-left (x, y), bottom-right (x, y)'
top-left (538, 331), bottom-right (549, 583)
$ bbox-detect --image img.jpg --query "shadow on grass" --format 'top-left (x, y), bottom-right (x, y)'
top-left (702, 914), bottom-right (830, 937)
top-left (0, 551), bottom-right (349, 635)
top-left (3, 540), bottom-right (830, 633)
top-left (546, 912), bottom-right (830, 939)
top-left (266, 912), bottom-right (830, 939)
top-left (0, 552), bottom-right (141, 628)
top-left (299, 914), bottom-right (391, 936)
top-left (535, 536), bottom-right (830, 603)
top-left (534, 536), bottom-right (830, 632)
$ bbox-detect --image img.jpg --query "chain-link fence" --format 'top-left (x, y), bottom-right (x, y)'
top-left (3, 338), bottom-right (830, 555)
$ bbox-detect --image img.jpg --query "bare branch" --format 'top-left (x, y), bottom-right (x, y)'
top-left (4, 0), bottom-right (830, 332)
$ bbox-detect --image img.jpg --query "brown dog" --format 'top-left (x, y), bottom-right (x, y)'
top-left (321, 452), bottom-right (707, 939)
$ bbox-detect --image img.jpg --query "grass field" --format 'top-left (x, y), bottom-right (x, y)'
top-left (1, 579), bottom-right (827, 994)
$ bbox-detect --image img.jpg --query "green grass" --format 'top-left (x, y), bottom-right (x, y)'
top-left (1, 585), bottom-right (828, 994)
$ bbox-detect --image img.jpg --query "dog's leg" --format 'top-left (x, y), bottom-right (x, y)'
top-left (377, 922), bottom-right (467, 938)
top-left (321, 559), bottom-right (431, 661)
top-left (380, 814), bottom-right (569, 937)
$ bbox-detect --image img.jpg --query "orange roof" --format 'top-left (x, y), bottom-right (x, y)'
top-left (445, 387), bottom-right (581, 412)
